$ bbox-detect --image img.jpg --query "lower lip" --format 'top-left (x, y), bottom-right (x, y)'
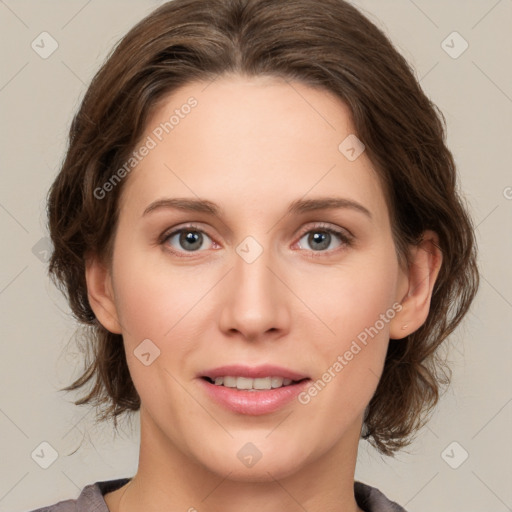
top-left (199, 378), bottom-right (311, 415)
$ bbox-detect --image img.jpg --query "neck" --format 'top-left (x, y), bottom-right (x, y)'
top-left (107, 409), bottom-right (365, 512)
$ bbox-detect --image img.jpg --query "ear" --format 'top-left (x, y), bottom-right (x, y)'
top-left (389, 230), bottom-right (443, 340)
top-left (84, 253), bottom-right (122, 334)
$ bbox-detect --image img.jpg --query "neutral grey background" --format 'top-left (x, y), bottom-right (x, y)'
top-left (1, 1), bottom-right (511, 511)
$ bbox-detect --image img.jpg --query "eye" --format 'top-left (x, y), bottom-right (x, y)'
top-left (160, 222), bottom-right (353, 258)
top-left (161, 224), bottom-right (216, 256)
top-left (295, 223), bottom-right (352, 254)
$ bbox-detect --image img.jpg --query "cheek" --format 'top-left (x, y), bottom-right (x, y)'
top-left (299, 250), bottom-right (399, 410)
top-left (307, 249), bottom-right (399, 349)
top-left (110, 245), bottom-right (216, 402)
top-left (114, 254), bottom-right (209, 429)
top-left (112, 244), bottom-right (210, 342)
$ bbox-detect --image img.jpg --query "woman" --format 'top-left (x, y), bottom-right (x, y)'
top-left (31, 0), bottom-right (479, 510)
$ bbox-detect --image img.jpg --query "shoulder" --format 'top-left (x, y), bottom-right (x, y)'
top-left (26, 478), bottom-right (131, 512)
top-left (355, 481), bottom-right (408, 512)
top-left (26, 497), bottom-right (77, 512)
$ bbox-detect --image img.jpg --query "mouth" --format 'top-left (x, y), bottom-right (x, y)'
top-left (201, 375), bottom-right (308, 391)
top-left (198, 365), bottom-right (311, 415)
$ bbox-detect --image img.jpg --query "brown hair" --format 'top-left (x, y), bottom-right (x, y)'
top-left (47, 0), bottom-right (479, 455)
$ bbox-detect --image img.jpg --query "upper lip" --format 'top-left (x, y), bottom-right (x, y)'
top-left (200, 364), bottom-right (309, 381)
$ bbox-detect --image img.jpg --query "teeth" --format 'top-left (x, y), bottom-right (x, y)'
top-left (211, 376), bottom-right (295, 390)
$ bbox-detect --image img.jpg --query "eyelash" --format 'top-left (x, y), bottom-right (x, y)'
top-left (159, 222), bottom-right (353, 258)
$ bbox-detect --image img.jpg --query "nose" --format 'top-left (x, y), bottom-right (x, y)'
top-left (218, 244), bottom-right (291, 343)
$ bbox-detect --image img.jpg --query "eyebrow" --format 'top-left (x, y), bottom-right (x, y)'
top-left (142, 196), bottom-right (372, 219)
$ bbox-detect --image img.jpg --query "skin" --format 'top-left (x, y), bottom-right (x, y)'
top-left (86, 74), bottom-right (442, 512)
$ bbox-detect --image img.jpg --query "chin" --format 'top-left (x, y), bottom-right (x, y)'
top-left (196, 441), bottom-right (310, 483)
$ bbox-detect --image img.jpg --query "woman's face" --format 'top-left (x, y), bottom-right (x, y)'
top-left (101, 75), bottom-right (409, 480)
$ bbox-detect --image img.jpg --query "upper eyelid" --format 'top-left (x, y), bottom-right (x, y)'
top-left (161, 223), bottom-right (214, 241)
top-left (296, 222), bottom-right (351, 237)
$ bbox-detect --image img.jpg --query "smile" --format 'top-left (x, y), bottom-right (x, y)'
top-left (204, 375), bottom-right (299, 390)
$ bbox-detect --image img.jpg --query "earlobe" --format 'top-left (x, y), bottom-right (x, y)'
top-left (85, 254), bottom-right (122, 334)
top-left (389, 230), bottom-right (443, 340)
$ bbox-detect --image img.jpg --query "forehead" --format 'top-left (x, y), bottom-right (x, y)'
top-left (118, 75), bottom-right (388, 223)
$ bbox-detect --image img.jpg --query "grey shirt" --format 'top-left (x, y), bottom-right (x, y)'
top-left (28, 478), bottom-right (407, 512)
